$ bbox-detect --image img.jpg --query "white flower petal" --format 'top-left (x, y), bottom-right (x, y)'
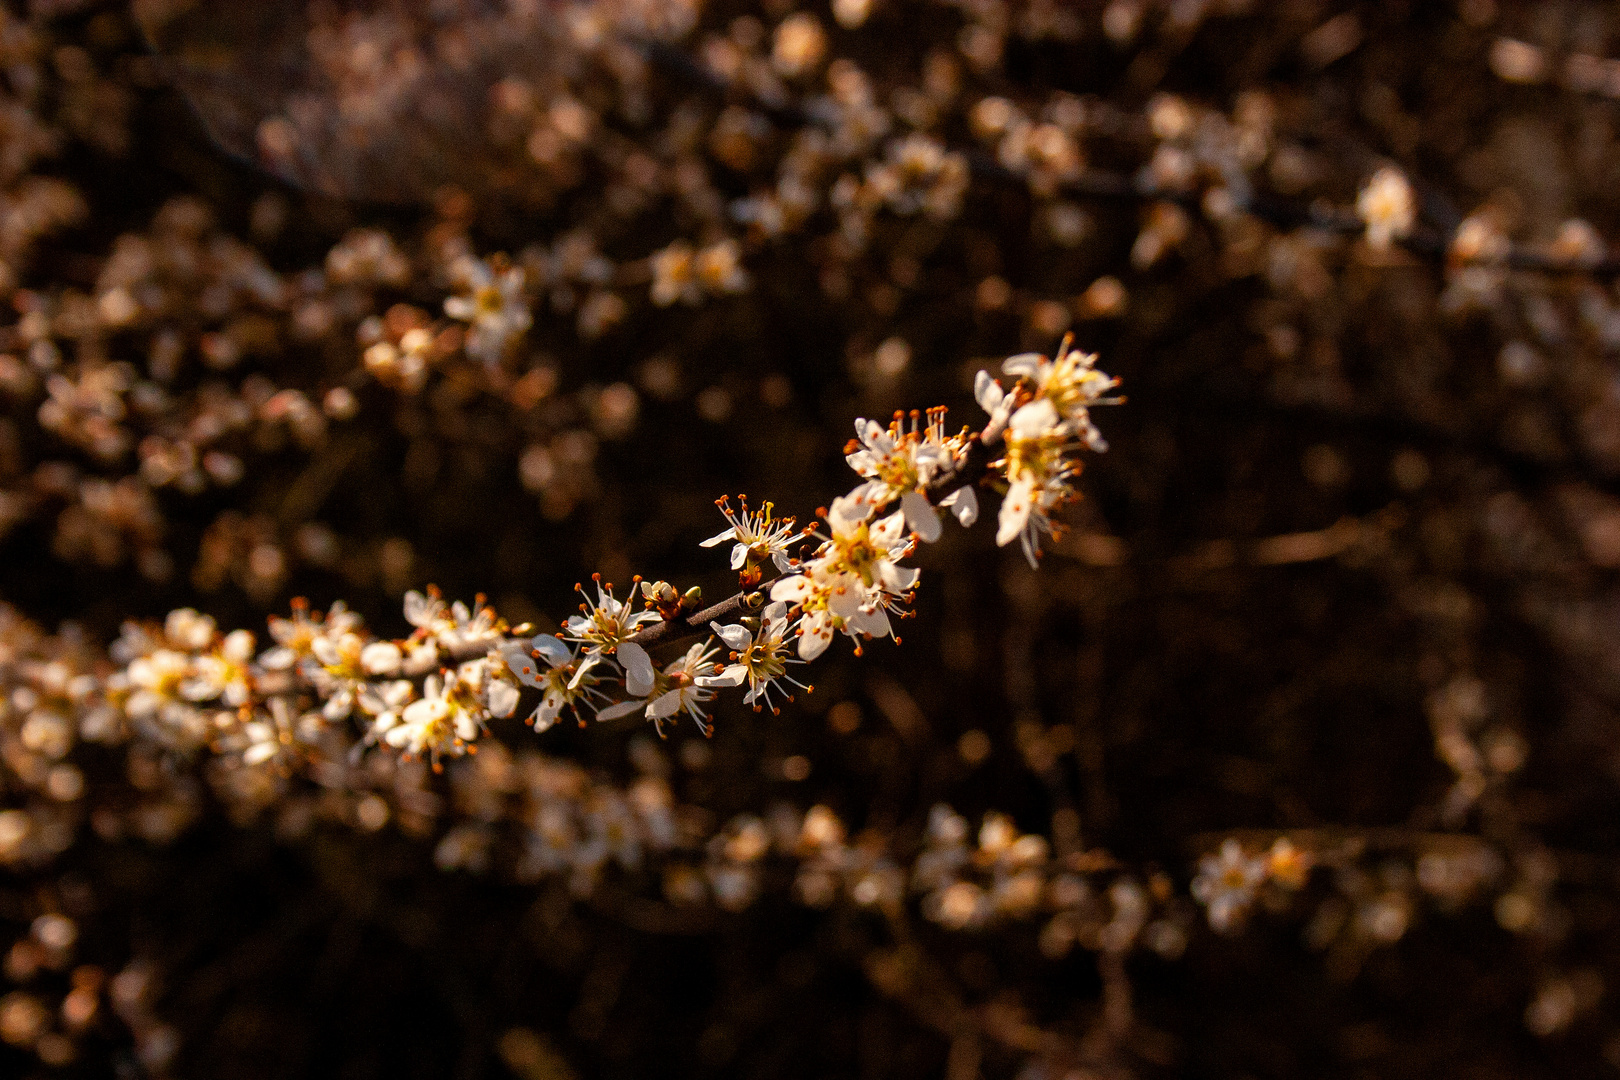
top-left (940, 486), bottom-right (978, 526)
top-left (827, 583), bottom-right (862, 619)
top-left (403, 590), bottom-right (436, 627)
top-left (880, 562), bottom-right (921, 591)
top-left (798, 611), bottom-right (833, 660)
top-left (530, 692), bottom-right (564, 731)
top-left (974, 370), bottom-right (1005, 412)
top-left (595, 699), bottom-right (645, 722)
top-left (712, 622), bottom-right (753, 651)
top-left (868, 512), bottom-right (903, 549)
top-left (696, 666), bottom-right (745, 689)
top-left (566, 653), bottom-right (599, 690)
top-left (648, 689), bottom-right (683, 720)
top-left (617, 641), bottom-right (656, 697)
top-left (827, 493), bottom-right (872, 534)
top-left (901, 491), bottom-right (942, 543)
top-left (850, 604), bottom-right (892, 639)
top-left (997, 476), bottom-right (1035, 547)
top-left (770, 575), bottom-right (812, 603)
top-left (487, 680), bottom-right (520, 719)
top-left (360, 640), bottom-right (403, 676)
top-left (1010, 398), bottom-right (1060, 438)
top-left (1002, 353), bottom-right (1044, 377)
top-left (531, 634), bottom-right (572, 667)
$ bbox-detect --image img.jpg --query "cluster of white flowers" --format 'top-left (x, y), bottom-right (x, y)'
top-left (467, 341), bottom-right (1116, 735)
top-left (975, 335), bottom-right (1119, 566)
top-left (54, 344), bottom-right (1118, 775)
top-left (443, 254), bottom-right (533, 365)
top-left (106, 590), bottom-right (529, 772)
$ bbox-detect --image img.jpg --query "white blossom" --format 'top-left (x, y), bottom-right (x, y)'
top-left (710, 601), bottom-right (809, 712)
top-left (383, 673), bottom-right (484, 765)
top-left (770, 495), bottom-right (917, 659)
top-left (1001, 337), bottom-right (1117, 451)
top-left (497, 633), bottom-right (605, 731)
top-left (561, 578), bottom-right (662, 657)
top-left (844, 408), bottom-right (973, 542)
top-left (444, 255), bottom-right (531, 366)
top-left (599, 640), bottom-right (733, 736)
top-left (1191, 840), bottom-right (1268, 932)
top-left (699, 495), bottom-right (803, 577)
top-left (1356, 166), bottom-right (1416, 251)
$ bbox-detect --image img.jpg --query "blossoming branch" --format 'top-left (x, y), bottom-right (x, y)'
top-left (98, 339), bottom-right (1117, 774)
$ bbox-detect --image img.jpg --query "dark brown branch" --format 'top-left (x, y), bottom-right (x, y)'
top-left (622, 590), bottom-right (767, 651)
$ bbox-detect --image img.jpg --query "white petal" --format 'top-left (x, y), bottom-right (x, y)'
top-left (798, 611), bottom-right (833, 660)
top-left (531, 692), bottom-right (564, 731)
top-left (827, 583), bottom-right (861, 619)
top-left (974, 370), bottom-right (1005, 412)
top-left (617, 641), bottom-right (656, 697)
top-left (845, 451), bottom-right (877, 474)
top-left (310, 636), bottom-right (341, 666)
top-left (648, 689), bottom-right (683, 720)
top-left (360, 640), bottom-right (403, 676)
top-left (730, 543), bottom-right (749, 570)
top-left (770, 575), bottom-right (812, 603)
top-left (357, 684), bottom-right (386, 715)
top-left (940, 486), bottom-right (978, 526)
top-left (696, 666), bottom-right (745, 689)
top-left (997, 476), bottom-right (1035, 547)
top-left (382, 680), bottom-right (415, 707)
top-left (323, 688), bottom-right (353, 721)
top-left (595, 699), bottom-right (645, 722)
top-left (712, 622), bottom-right (753, 651)
top-left (566, 653), bottom-right (600, 689)
top-left (487, 680), bottom-right (520, 719)
top-left (531, 634), bottom-right (572, 667)
top-left (700, 528), bottom-right (735, 548)
top-left (402, 591), bottom-right (432, 626)
top-left (870, 510), bottom-right (907, 546)
top-left (1002, 353), bottom-right (1044, 377)
top-left (1010, 398), bottom-right (1060, 438)
top-left (901, 491), bottom-right (941, 543)
top-left (827, 493), bottom-right (871, 534)
top-left (879, 562), bottom-right (920, 592)
top-left (495, 641), bottom-right (541, 683)
top-left (851, 605), bottom-right (893, 639)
